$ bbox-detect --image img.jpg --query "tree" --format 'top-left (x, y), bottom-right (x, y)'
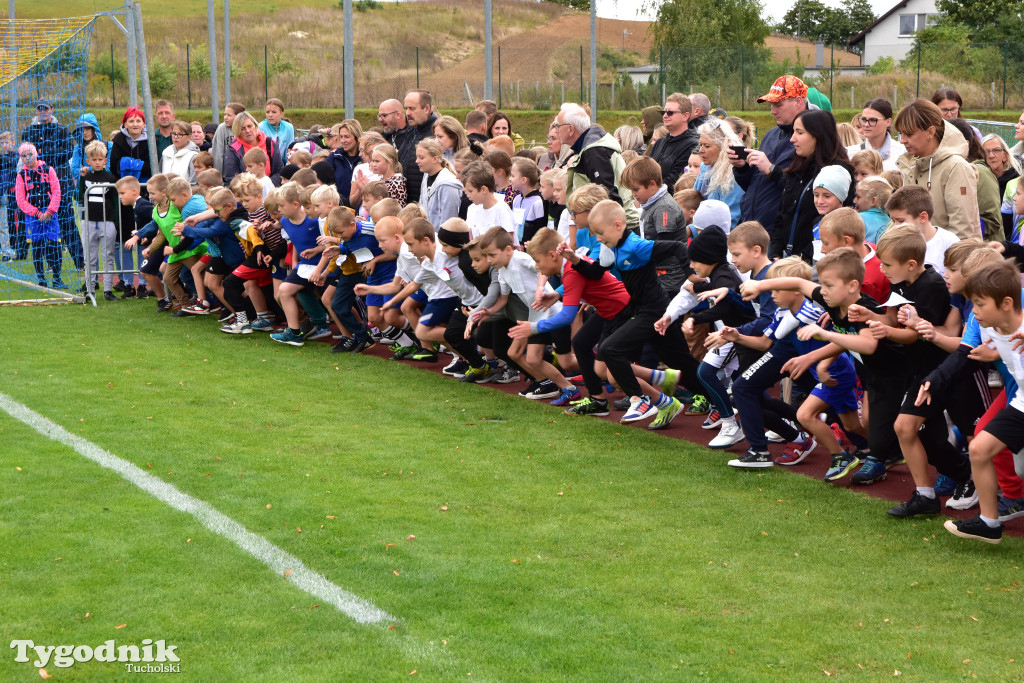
top-left (775, 0), bottom-right (876, 46)
top-left (648, 0), bottom-right (770, 50)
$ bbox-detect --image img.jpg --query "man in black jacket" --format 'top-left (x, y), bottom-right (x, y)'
top-left (648, 93), bottom-right (698, 190)
top-left (397, 89), bottom-right (438, 204)
top-left (687, 92), bottom-right (711, 134)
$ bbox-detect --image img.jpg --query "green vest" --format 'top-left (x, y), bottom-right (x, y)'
top-left (154, 204), bottom-right (207, 263)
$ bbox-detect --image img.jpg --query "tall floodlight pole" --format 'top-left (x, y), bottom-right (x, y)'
top-left (344, 0), bottom-right (353, 118)
top-left (223, 0), bottom-right (231, 102)
top-left (590, 0), bottom-right (597, 116)
top-left (207, 0), bottom-right (219, 123)
top-left (133, 2), bottom-right (159, 175)
top-left (125, 0), bottom-right (137, 107)
top-left (8, 0), bottom-right (14, 134)
top-left (484, 0), bottom-right (492, 100)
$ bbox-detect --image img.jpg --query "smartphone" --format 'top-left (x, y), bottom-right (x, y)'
top-left (730, 145), bottom-right (748, 161)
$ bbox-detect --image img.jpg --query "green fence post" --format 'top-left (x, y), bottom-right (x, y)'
top-left (829, 44), bottom-right (834, 104)
top-left (264, 45), bottom-right (268, 104)
top-left (416, 47), bottom-right (420, 89)
top-left (740, 44), bottom-right (744, 111)
top-left (580, 45), bottom-right (584, 102)
top-left (112, 44), bottom-right (116, 108)
top-left (1003, 42), bottom-right (1008, 110)
top-left (659, 45), bottom-right (664, 101)
top-left (916, 43), bottom-right (921, 98)
top-left (497, 46), bottom-right (502, 109)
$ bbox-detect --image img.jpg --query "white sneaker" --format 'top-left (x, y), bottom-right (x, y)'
top-left (946, 480), bottom-right (979, 510)
top-left (765, 430), bottom-right (786, 443)
top-left (709, 419), bottom-right (745, 449)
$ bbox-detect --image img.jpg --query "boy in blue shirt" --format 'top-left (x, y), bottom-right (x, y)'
top-left (271, 182), bottom-right (332, 346)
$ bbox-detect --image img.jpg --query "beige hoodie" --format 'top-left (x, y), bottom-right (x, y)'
top-left (897, 120), bottom-right (980, 239)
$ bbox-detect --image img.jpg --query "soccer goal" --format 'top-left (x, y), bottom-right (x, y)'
top-left (0, 2), bottom-right (157, 306)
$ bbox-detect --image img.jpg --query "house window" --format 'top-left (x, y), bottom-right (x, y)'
top-left (898, 14), bottom-right (916, 37)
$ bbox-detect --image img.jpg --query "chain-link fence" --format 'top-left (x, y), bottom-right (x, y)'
top-left (86, 40), bottom-right (1024, 114)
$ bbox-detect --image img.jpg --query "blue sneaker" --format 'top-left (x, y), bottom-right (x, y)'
top-left (550, 386), bottom-right (582, 407)
top-left (997, 494), bottom-right (1024, 522)
top-left (934, 474), bottom-right (956, 496)
top-left (850, 455), bottom-right (887, 485)
top-left (305, 326), bottom-right (333, 341)
top-left (250, 317), bottom-right (275, 332)
top-left (270, 328), bottom-right (305, 346)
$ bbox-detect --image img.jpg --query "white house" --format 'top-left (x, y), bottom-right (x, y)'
top-left (848, 0), bottom-right (941, 65)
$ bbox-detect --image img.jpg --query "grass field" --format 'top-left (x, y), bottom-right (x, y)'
top-left (1, 299), bottom-right (1022, 679)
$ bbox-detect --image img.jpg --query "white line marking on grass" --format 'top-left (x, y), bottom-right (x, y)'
top-left (0, 392), bottom-right (396, 626)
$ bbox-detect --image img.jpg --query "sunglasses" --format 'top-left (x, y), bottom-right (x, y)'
top-left (660, 109), bottom-right (682, 116)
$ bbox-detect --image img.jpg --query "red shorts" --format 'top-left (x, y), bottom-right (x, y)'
top-left (200, 254), bottom-right (211, 264)
top-left (232, 264), bottom-right (272, 288)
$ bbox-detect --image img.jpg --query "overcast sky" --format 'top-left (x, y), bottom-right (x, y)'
top-left (596, 0), bottom-right (901, 24)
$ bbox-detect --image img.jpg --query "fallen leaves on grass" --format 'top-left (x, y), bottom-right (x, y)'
top-left (38, 669), bottom-right (51, 679)
top-left (284, 569), bottom-right (293, 578)
top-left (406, 535), bottom-right (415, 541)
top-left (186, 538), bottom-right (191, 544)
top-left (440, 505), bottom-right (448, 511)
top-left (296, 527), bottom-right (302, 533)
top-left (115, 624), bottom-right (126, 629)
top-left (15, 467), bottom-right (21, 472)
top-left (84, 613), bottom-right (90, 619)
top-left (393, 570), bottom-right (400, 576)
top-left (385, 544), bottom-right (396, 552)
top-left (326, 515), bottom-right (336, 519)
top-left (266, 504), bottom-right (272, 509)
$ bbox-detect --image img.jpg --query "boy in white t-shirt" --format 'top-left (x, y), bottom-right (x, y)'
top-left (919, 259), bottom-right (1024, 544)
top-left (379, 218), bottom-right (460, 363)
top-left (471, 226), bottom-right (576, 401)
top-left (462, 161), bottom-right (517, 245)
top-left (886, 185), bottom-right (959, 275)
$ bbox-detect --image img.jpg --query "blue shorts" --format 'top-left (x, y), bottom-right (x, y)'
top-left (810, 353), bottom-right (860, 415)
top-left (271, 262), bottom-right (288, 281)
top-left (419, 296), bottom-right (459, 327)
top-left (366, 293), bottom-right (392, 308)
top-left (410, 288), bottom-right (428, 304)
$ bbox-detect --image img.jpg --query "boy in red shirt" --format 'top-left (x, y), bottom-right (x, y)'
top-left (508, 228), bottom-right (632, 419)
top-left (818, 207), bottom-right (890, 304)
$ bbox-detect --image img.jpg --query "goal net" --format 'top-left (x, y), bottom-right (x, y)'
top-left (0, 16), bottom-right (95, 305)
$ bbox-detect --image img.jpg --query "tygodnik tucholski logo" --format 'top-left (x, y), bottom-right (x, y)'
top-left (11, 639), bottom-right (180, 672)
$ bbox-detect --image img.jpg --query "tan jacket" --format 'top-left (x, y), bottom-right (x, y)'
top-left (897, 121), bottom-right (981, 239)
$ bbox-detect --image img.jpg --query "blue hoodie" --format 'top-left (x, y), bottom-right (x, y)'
top-left (71, 113), bottom-right (112, 197)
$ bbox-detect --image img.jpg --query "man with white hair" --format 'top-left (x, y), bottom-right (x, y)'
top-left (555, 103), bottom-right (638, 229)
top-left (688, 93), bottom-right (711, 132)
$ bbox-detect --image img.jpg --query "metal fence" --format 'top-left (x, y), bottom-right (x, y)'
top-left (87, 40), bottom-right (1024, 114)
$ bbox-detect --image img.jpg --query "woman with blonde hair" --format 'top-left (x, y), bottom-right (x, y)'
top-left (350, 131), bottom-right (387, 209)
top-left (694, 118), bottom-right (744, 228)
top-left (614, 125), bottom-right (644, 154)
top-left (369, 142), bottom-right (407, 206)
top-left (326, 119), bottom-right (363, 207)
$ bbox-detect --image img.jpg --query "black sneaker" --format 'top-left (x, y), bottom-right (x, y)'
top-left (121, 285), bottom-right (136, 299)
top-left (887, 491), bottom-right (941, 518)
top-left (331, 338), bottom-right (356, 353)
top-left (944, 515), bottom-right (1003, 544)
top-left (218, 309), bottom-right (235, 323)
top-left (524, 380), bottom-right (560, 400)
top-left (443, 358), bottom-right (470, 376)
top-left (299, 318), bottom-right (315, 337)
top-left (350, 338), bottom-right (373, 354)
top-left (518, 380), bottom-right (541, 398)
top-left (612, 397), bottom-right (632, 411)
top-left (170, 309), bottom-right (191, 318)
top-left (155, 298), bottom-right (172, 313)
top-left (113, 281), bottom-right (126, 293)
top-left (136, 287), bottom-right (149, 299)
top-left (728, 449), bottom-right (773, 469)
top-left (102, 291), bottom-right (118, 301)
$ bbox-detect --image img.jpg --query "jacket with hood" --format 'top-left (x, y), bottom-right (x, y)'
top-left (734, 118), bottom-right (798, 233)
top-left (223, 133), bottom-right (283, 186)
top-left (770, 159), bottom-right (856, 261)
top-left (211, 122), bottom-right (234, 175)
top-left (110, 126), bottom-right (152, 183)
top-left (420, 166), bottom-right (462, 230)
top-left (161, 140), bottom-right (200, 185)
top-left (896, 120), bottom-right (980, 240)
top-left (70, 114), bottom-right (111, 192)
top-left (328, 147), bottom-right (362, 209)
top-left (972, 159), bottom-right (1003, 241)
top-left (258, 119), bottom-right (294, 164)
top-left (649, 125), bottom-right (699, 189)
top-left (565, 125), bottom-right (638, 229)
top-left (390, 112), bottom-right (437, 204)
top-left (640, 105), bottom-right (662, 150)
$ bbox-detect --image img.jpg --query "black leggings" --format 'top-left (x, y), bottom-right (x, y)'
top-left (597, 309), bottom-right (702, 398)
top-left (443, 308), bottom-right (485, 367)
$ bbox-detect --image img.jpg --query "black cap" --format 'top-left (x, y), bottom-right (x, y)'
top-left (310, 160), bottom-right (334, 186)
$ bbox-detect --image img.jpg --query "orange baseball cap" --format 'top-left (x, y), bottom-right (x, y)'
top-left (757, 75), bottom-right (808, 103)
